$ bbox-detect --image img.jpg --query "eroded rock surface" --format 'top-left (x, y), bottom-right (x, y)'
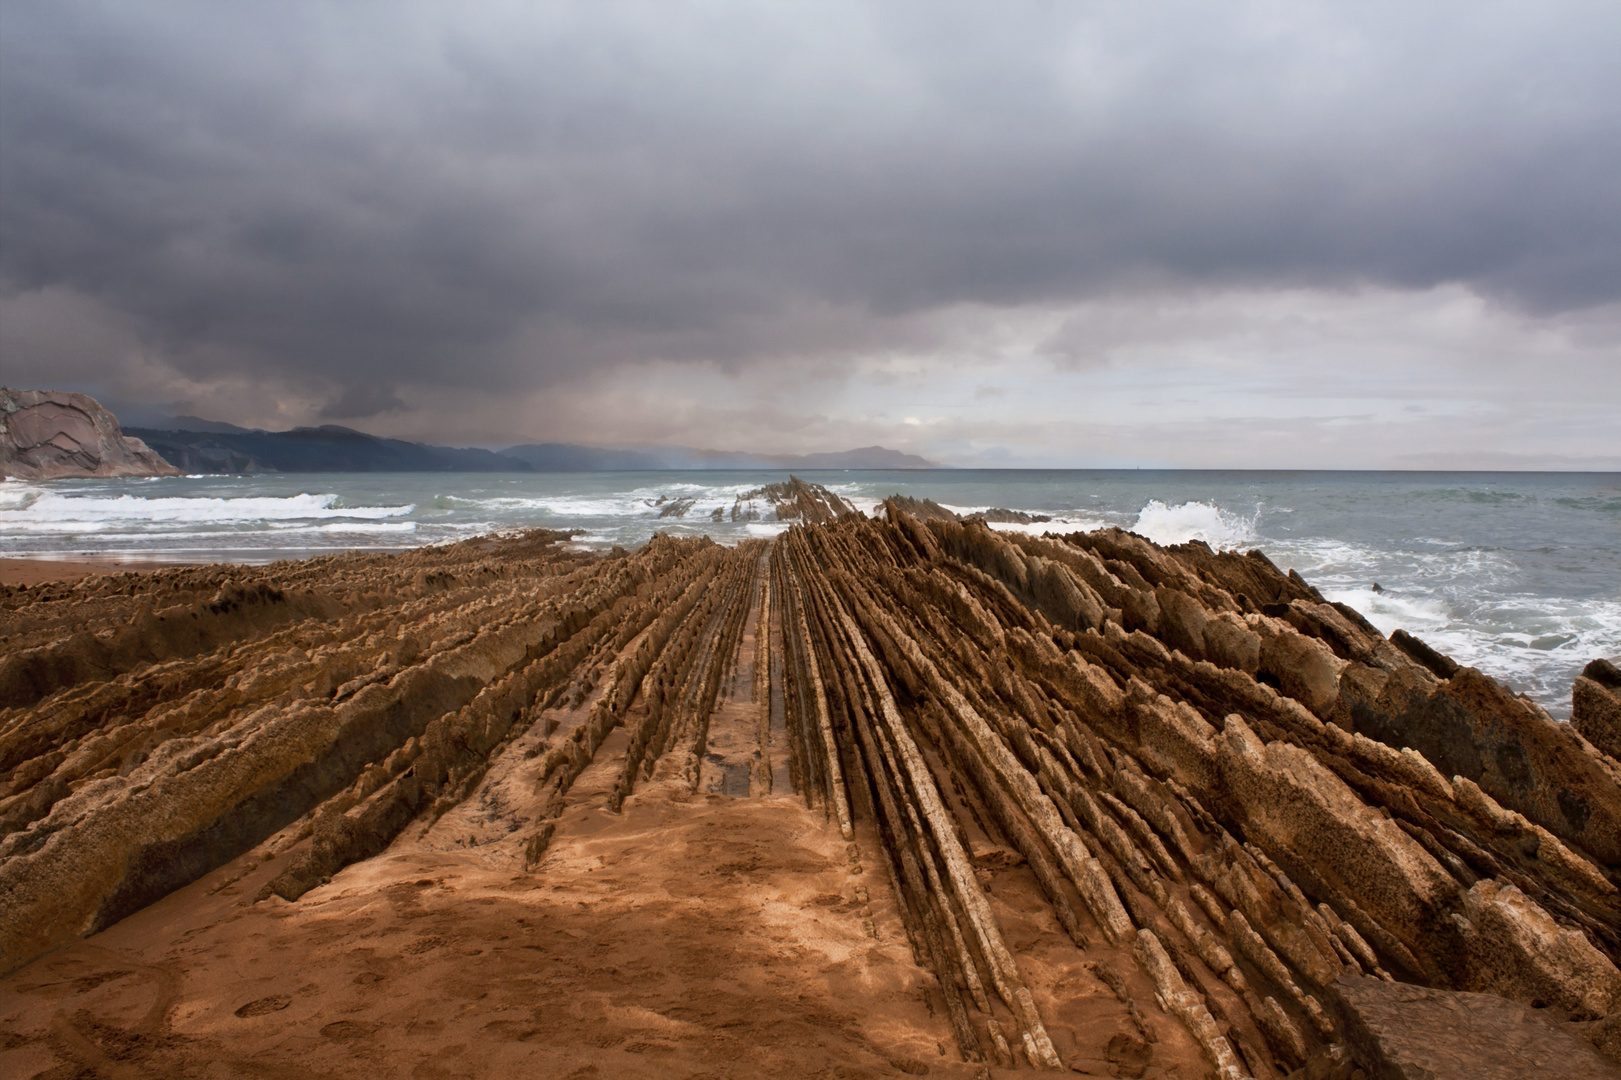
top-left (1576, 659), bottom-right (1621, 763)
top-left (3, 504), bottom-right (1619, 1077)
top-left (730, 475), bottom-right (856, 523)
top-left (1328, 974), bottom-right (1619, 1079)
top-left (1, 387), bottom-right (181, 479)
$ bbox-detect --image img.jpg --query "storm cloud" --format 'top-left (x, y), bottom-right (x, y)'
top-left (2, 2), bottom-right (1618, 464)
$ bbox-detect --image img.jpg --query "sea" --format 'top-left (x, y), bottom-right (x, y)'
top-left (3, 470), bottom-right (1617, 719)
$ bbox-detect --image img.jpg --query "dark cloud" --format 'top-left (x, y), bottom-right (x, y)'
top-left (319, 382), bottom-right (406, 421)
top-left (2, 2), bottom-right (1618, 420)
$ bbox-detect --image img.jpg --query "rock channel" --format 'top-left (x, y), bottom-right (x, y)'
top-left (2, 501), bottom-right (1618, 1076)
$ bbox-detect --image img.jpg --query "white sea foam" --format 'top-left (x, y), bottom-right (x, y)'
top-left (0, 484), bottom-right (47, 512)
top-left (1267, 534), bottom-right (1621, 717)
top-left (1131, 500), bottom-right (1257, 549)
top-left (838, 493), bottom-right (885, 518)
top-left (0, 491), bottom-right (413, 530)
top-left (454, 481), bottom-right (767, 521)
top-left (266, 521), bottom-right (420, 534)
top-left (1320, 586), bottom-right (1450, 637)
top-left (984, 515), bottom-right (1111, 536)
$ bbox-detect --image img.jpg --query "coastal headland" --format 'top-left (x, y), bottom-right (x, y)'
top-left (2, 489), bottom-right (1619, 1078)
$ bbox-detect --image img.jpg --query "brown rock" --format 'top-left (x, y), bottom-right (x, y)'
top-left (1390, 628), bottom-right (1460, 680)
top-left (1459, 877), bottom-right (1621, 1018)
top-left (1, 387), bottom-right (181, 479)
top-left (1210, 718), bottom-right (1457, 966)
top-left (1575, 673), bottom-right (1621, 762)
top-left (734, 476), bottom-right (855, 524)
top-left (1586, 658), bottom-right (1621, 690)
top-left (1154, 587), bottom-right (1209, 661)
top-left (964, 507), bottom-right (1052, 524)
top-left (1258, 623), bottom-right (1346, 719)
top-left (1365, 666), bottom-right (1621, 868)
top-left (1203, 611), bottom-right (1261, 675)
top-left (1327, 973), bottom-right (1620, 1079)
top-left (881, 494), bottom-right (958, 522)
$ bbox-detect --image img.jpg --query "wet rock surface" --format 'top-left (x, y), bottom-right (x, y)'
top-left (2, 502), bottom-right (1618, 1077)
top-left (1, 387), bottom-right (181, 479)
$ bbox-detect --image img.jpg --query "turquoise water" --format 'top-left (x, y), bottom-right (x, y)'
top-left (4, 470), bottom-right (1617, 716)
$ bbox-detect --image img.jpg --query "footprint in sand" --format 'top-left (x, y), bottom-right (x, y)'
top-left (233, 995), bottom-right (292, 1018)
top-left (321, 1020), bottom-right (372, 1039)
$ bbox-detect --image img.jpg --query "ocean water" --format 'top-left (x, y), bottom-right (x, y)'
top-left (3, 470), bottom-right (1617, 718)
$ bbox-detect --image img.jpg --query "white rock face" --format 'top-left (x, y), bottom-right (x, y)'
top-left (0, 387), bottom-right (181, 479)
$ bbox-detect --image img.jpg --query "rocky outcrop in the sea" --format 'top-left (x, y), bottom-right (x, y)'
top-left (2, 497), bottom-right (1618, 1076)
top-left (0, 388), bottom-right (181, 480)
top-left (730, 476), bottom-right (856, 523)
top-left (881, 494), bottom-right (1052, 525)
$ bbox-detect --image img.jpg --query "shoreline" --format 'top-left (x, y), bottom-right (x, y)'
top-left (0, 556), bottom-right (203, 587)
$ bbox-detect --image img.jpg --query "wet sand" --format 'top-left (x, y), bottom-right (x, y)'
top-left (1, 778), bottom-right (989, 1079)
top-left (0, 557), bottom-right (197, 587)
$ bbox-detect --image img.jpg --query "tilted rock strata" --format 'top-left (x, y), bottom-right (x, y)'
top-left (731, 476), bottom-right (856, 524)
top-left (0, 387), bottom-right (181, 479)
top-left (2, 504), bottom-right (1618, 1076)
top-left (1576, 658), bottom-right (1621, 763)
top-left (880, 495), bottom-right (1051, 526)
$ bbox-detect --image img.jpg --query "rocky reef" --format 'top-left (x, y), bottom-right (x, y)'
top-left (729, 475), bottom-right (857, 523)
top-left (2, 502), bottom-right (1618, 1077)
top-left (1, 387), bottom-right (181, 480)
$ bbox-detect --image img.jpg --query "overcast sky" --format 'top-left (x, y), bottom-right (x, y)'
top-left (3, 1), bottom-right (1618, 467)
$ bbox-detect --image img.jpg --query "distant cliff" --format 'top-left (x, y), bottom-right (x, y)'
top-left (126, 424), bottom-right (534, 474)
top-left (0, 388), bottom-right (181, 480)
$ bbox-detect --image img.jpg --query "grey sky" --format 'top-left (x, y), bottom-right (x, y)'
top-left (3, 1), bottom-right (1618, 466)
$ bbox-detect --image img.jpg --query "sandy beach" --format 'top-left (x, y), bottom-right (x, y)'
top-left (0, 557), bottom-right (199, 588)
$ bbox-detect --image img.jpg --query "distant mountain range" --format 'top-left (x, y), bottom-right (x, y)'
top-left (126, 423), bottom-right (533, 474)
top-left (128, 417), bottom-right (940, 473)
top-left (499, 443), bottom-right (938, 471)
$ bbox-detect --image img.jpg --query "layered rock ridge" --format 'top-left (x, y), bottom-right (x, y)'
top-left (1, 387), bottom-right (181, 479)
top-left (2, 504), bottom-right (1618, 1075)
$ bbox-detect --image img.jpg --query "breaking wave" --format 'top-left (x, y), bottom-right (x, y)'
top-left (0, 490), bottom-right (413, 531)
top-left (1130, 500), bottom-right (1258, 549)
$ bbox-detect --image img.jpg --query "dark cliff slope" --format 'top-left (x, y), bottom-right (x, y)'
top-left (128, 424), bottom-right (534, 473)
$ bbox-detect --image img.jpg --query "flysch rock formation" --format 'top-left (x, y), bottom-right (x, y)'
top-left (2, 496), bottom-right (1619, 1078)
top-left (1576, 659), bottom-right (1621, 763)
top-left (729, 475), bottom-right (857, 524)
top-left (881, 494), bottom-right (1052, 526)
top-left (1, 387), bottom-right (182, 480)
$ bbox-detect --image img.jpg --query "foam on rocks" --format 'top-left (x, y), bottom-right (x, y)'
top-left (2, 493), bottom-right (1618, 1077)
